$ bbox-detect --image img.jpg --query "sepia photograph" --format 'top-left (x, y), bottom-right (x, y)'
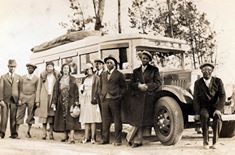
top-left (1, 0), bottom-right (235, 154)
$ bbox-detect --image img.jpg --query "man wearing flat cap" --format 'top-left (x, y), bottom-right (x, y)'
top-left (16, 63), bottom-right (39, 138)
top-left (127, 51), bottom-right (161, 148)
top-left (0, 59), bottom-right (22, 139)
top-left (193, 62), bottom-right (226, 149)
top-left (99, 56), bottom-right (126, 146)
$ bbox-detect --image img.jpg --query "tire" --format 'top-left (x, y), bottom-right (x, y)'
top-left (220, 121), bottom-right (235, 138)
top-left (153, 96), bottom-right (184, 145)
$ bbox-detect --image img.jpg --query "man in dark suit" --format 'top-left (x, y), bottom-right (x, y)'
top-left (194, 62), bottom-right (226, 149)
top-left (94, 59), bottom-right (104, 76)
top-left (128, 51), bottom-right (161, 148)
top-left (99, 56), bottom-right (126, 146)
top-left (0, 59), bottom-right (22, 139)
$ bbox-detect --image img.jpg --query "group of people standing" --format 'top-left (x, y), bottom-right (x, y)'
top-left (0, 51), bottom-right (226, 149)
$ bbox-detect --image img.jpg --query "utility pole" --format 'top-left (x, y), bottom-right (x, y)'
top-left (118, 0), bottom-right (121, 33)
top-left (167, 0), bottom-right (174, 38)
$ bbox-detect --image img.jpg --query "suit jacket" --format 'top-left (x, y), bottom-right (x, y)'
top-left (193, 77), bottom-right (226, 115)
top-left (99, 69), bottom-right (126, 102)
top-left (0, 73), bottom-right (22, 104)
top-left (129, 64), bottom-right (161, 127)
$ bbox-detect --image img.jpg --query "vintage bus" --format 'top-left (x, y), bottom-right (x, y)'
top-left (30, 32), bottom-right (235, 145)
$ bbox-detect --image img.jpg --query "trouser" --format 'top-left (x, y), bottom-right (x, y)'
top-left (101, 98), bottom-right (122, 143)
top-left (0, 100), bottom-right (18, 136)
top-left (133, 127), bottom-right (143, 144)
top-left (16, 101), bottom-right (35, 125)
top-left (200, 108), bottom-right (222, 145)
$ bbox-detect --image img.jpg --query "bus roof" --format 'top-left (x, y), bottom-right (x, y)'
top-left (30, 33), bottom-right (189, 63)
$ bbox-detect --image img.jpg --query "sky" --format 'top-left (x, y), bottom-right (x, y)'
top-left (1, 0), bottom-right (235, 83)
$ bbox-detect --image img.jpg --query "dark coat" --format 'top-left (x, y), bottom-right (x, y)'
top-left (129, 64), bottom-right (161, 127)
top-left (52, 76), bottom-right (80, 132)
top-left (193, 77), bottom-right (226, 115)
top-left (99, 69), bottom-right (126, 102)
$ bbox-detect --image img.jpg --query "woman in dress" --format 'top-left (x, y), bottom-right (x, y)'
top-left (52, 64), bottom-right (80, 143)
top-left (35, 61), bottom-right (60, 140)
top-left (79, 63), bottom-right (101, 144)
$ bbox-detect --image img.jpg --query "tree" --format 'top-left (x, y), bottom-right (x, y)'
top-left (128, 0), bottom-right (217, 69)
top-left (59, 0), bottom-right (105, 32)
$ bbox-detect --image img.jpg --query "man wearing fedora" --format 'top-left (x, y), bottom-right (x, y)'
top-left (94, 59), bottom-right (105, 76)
top-left (128, 51), bottom-right (161, 148)
top-left (194, 62), bottom-right (226, 149)
top-left (16, 63), bottom-right (39, 138)
top-left (0, 59), bottom-right (22, 139)
top-left (99, 56), bottom-right (126, 146)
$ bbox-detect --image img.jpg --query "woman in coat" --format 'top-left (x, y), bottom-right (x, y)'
top-left (52, 64), bottom-right (80, 143)
top-left (79, 63), bottom-right (101, 144)
top-left (35, 61), bottom-right (60, 140)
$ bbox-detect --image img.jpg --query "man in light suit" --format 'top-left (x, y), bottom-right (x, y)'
top-left (16, 63), bottom-right (38, 138)
top-left (194, 62), bottom-right (226, 149)
top-left (0, 59), bottom-right (22, 139)
top-left (99, 56), bottom-right (126, 146)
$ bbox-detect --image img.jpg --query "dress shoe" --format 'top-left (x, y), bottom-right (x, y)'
top-left (113, 142), bottom-right (122, 146)
top-left (26, 131), bottom-right (32, 138)
top-left (42, 135), bottom-right (47, 140)
top-left (0, 132), bottom-right (5, 139)
top-left (91, 139), bottom-right (96, 144)
top-left (99, 140), bottom-right (109, 145)
top-left (131, 143), bottom-right (142, 148)
top-left (9, 134), bottom-right (19, 139)
top-left (49, 134), bottom-right (54, 140)
top-left (69, 140), bottom-right (75, 144)
top-left (61, 137), bottom-right (69, 142)
top-left (203, 144), bottom-right (209, 149)
top-left (81, 138), bottom-right (88, 144)
top-left (210, 144), bottom-right (218, 149)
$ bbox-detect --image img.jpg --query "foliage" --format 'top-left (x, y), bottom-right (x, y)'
top-left (59, 0), bottom-right (105, 32)
top-left (128, 0), bottom-right (217, 69)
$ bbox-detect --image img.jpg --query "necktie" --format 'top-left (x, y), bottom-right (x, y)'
top-left (107, 71), bottom-right (111, 80)
top-left (10, 74), bottom-right (14, 82)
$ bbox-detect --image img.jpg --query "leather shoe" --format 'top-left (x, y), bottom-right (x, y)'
top-left (99, 140), bottom-right (109, 145)
top-left (9, 134), bottom-right (19, 139)
top-left (0, 132), bottom-right (5, 139)
top-left (26, 131), bottom-right (31, 138)
top-left (113, 142), bottom-right (122, 146)
top-left (131, 143), bottom-right (142, 148)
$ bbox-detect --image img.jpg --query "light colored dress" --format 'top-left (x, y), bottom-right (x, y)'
top-left (79, 76), bottom-right (102, 124)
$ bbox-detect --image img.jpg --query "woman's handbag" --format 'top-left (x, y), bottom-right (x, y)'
top-left (70, 105), bottom-right (80, 118)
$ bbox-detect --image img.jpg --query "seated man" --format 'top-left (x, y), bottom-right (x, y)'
top-left (193, 62), bottom-right (226, 149)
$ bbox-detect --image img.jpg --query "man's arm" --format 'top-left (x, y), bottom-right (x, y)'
top-left (193, 80), bottom-right (201, 115)
top-left (146, 67), bottom-right (162, 91)
top-left (214, 78), bottom-right (226, 111)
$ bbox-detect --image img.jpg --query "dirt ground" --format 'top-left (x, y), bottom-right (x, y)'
top-left (0, 125), bottom-right (234, 155)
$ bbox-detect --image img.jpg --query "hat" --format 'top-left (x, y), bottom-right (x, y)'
top-left (8, 59), bottom-right (17, 67)
top-left (94, 59), bottom-right (104, 64)
top-left (199, 62), bottom-right (214, 70)
top-left (46, 61), bottom-right (54, 67)
top-left (104, 56), bottom-right (118, 66)
top-left (70, 105), bottom-right (80, 118)
top-left (26, 63), bottom-right (37, 69)
top-left (141, 51), bottom-right (152, 61)
top-left (85, 63), bottom-right (93, 70)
